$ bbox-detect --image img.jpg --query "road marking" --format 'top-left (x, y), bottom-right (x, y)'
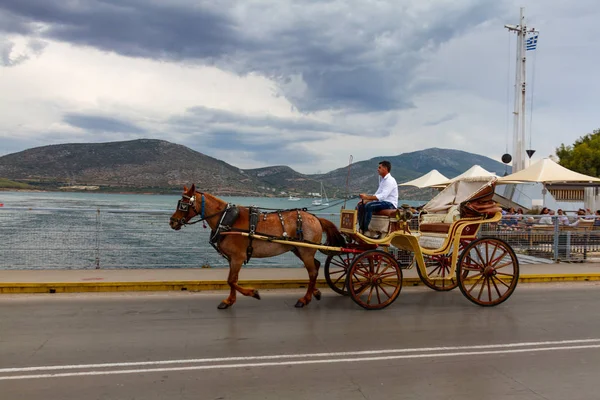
top-left (2, 339), bottom-right (600, 381)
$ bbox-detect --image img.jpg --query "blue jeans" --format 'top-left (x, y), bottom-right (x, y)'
top-left (357, 201), bottom-right (396, 232)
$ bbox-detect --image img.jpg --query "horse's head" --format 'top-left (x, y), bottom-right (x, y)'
top-left (169, 184), bottom-right (201, 230)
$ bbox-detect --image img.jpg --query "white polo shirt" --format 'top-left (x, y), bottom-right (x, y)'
top-left (374, 173), bottom-right (398, 207)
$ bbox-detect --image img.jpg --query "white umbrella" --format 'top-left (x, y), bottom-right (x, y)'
top-left (398, 169), bottom-right (449, 188)
top-left (498, 158), bottom-right (600, 184)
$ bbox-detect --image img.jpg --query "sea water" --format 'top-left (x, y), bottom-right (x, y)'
top-left (0, 191), bottom-right (424, 270)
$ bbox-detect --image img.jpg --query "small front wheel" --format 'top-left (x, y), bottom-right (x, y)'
top-left (456, 238), bottom-right (519, 306)
top-left (414, 254), bottom-right (458, 291)
top-left (347, 250), bottom-right (402, 310)
top-left (324, 254), bottom-right (354, 296)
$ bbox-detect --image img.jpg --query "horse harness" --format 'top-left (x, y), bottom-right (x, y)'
top-left (210, 204), bottom-right (305, 264)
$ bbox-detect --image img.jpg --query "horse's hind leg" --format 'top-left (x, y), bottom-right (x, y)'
top-left (294, 249), bottom-right (320, 308)
top-left (218, 256), bottom-right (261, 310)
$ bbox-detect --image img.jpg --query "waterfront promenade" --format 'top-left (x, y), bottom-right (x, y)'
top-left (2, 262), bottom-right (600, 293)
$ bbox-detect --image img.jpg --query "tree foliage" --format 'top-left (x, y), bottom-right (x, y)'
top-left (556, 128), bottom-right (600, 177)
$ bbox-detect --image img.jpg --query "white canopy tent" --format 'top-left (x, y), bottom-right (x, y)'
top-left (432, 165), bottom-right (497, 188)
top-left (498, 158), bottom-right (600, 184)
top-left (398, 169), bottom-right (449, 188)
top-left (497, 158), bottom-right (600, 209)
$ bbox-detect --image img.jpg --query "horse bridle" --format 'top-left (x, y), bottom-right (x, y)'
top-left (171, 191), bottom-right (224, 226)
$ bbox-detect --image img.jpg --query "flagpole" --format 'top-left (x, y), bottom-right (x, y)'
top-left (504, 8), bottom-right (538, 173)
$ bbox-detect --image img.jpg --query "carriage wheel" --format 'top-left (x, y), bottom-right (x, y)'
top-left (415, 254), bottom-right (458, 291)
top-left (456, 238), bottom-right (519, 307)
top-left (324, 253), bottom-right (353, 296)
top-left (347, 250), bottom-right (402, 310)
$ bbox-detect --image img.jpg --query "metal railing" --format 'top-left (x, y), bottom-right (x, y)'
top-left (0, 207), bottom-right (339, 270)
top-left (1, 208), bottom-right (598, 269)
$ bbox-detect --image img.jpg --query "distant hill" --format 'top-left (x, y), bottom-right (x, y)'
top-left (315, 148), bottom-right (510, 199)
top-left (0, 139), bottom-right (263, 195)
top-left (0, 140), bottom-right (509, 200)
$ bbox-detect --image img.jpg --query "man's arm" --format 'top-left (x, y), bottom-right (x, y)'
top-left (359, 193), bottom-right (378, 201)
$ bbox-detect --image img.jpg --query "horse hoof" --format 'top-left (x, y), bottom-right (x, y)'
top-left (217, 302), bottom-right (231, 309)
top-left (252, 290), bottom-right (261, 300)
top-left (294, 301), bottom-right (305, 308)
top-left (314, 289), bottom-right (322, 301)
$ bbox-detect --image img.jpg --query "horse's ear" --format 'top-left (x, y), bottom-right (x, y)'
top-left (183, 186), bottom-right (188, 192)
top-left (190, 183), bottom-right (196, 193)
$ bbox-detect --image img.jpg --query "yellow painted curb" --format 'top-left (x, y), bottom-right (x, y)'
top-left (1, 274), bottom-right (600, 294)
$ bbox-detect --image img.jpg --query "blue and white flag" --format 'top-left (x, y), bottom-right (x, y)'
top-left (526, 34), bottom-right (538, 51)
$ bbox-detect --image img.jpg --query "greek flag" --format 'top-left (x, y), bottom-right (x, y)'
top-left (526, 34), bottom-right (538, 51)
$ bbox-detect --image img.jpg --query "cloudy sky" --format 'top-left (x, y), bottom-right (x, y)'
top-left (1, 0), bottom-right (599, 173)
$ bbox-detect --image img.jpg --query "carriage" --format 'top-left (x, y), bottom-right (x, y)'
top-left (170, 176), bottom-right (519, 310)
top-left (323, 176), bottom-right (519, 309)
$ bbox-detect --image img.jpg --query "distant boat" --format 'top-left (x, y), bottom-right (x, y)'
top-left (311, 182), bottom-right (329, 206)
top-left (288, 195), bottom-right (300, 201)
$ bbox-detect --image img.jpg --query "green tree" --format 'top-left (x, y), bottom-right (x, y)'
top-left (556, 128), bottom-right (600, 177)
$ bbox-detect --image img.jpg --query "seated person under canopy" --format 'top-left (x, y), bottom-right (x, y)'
top-left (357, 160), bottom-right (398, 233)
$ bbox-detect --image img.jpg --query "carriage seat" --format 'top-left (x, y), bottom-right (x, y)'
top-left (418, 205), bottom-right (460, 234)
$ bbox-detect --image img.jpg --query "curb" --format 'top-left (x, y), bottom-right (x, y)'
top-left (1, 274), bottom-right (600, 294)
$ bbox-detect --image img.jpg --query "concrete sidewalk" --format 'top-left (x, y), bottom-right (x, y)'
top-left (2, 263), bottom-right (600, 294)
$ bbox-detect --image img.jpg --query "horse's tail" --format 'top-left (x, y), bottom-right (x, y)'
top-left (318, 218), bottom-right (346, 248)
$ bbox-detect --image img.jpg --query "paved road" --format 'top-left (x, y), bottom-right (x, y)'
top-left (2, 283), bottom-right (600, 399)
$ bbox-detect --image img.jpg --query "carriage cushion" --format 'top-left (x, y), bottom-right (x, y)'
top-left (419, 222), bottom-right (452, 234)
top-left (420, 213), bottom-right (446, 224)
top-left (443, 205), bottom-right (460, 224)
top-left (374, 208), bottom-right (398, 217)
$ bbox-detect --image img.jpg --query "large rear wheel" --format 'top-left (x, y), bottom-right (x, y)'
top-left (347, 250), bottom-right (402, 310)
top-left (456, 238), bottom-right (519, 306)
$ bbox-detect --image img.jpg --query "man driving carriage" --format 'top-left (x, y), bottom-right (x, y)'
top-left (357, 160), bottom-right (398, 236)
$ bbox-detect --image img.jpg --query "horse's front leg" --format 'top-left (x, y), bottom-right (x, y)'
top-left (218, 256), bottom-right (261, 310)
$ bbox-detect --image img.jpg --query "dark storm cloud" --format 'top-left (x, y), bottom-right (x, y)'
top-left (177, 106), bottom-right (340, 134)
top-left (1, 0), bottom-right (507, 111)
top-left (0, 0), bottom-right (244, 60)
top-left (63, 113), bottom-right (145, 133)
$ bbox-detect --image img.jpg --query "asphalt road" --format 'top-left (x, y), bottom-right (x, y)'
top-left (2, 283), bottom-right (600, 400)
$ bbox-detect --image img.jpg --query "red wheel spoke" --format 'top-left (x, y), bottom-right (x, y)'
top-left (474, 246), bottom-right (486, 266)
top-left (493, 260), bottom-right (514, 270)
top-left (354, 282), bottom-right (370, 296)
top-left (489, 250), bottom-right (508, 268)
top-left (375, 285), bottom-right (382, 304)
top-left (466, 274), bottom-right (485, 295)
top-left (492, 274), bottom-right (512, 289)
top-left (353, 268), bottom-right (370, 279)
top-left (332, 272), bottom-right (347, 286)
top-left (366, 285), bottom-right (375, 304)
top-left (476, 276), bottom-right (487, 301)
top-left (491, 275), bottom-right (505, 297)
top-left (379, 284), bottom-right (393, 299)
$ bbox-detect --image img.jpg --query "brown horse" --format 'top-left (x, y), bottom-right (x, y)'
top-left (169, 184), bottom-right (345, 309)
